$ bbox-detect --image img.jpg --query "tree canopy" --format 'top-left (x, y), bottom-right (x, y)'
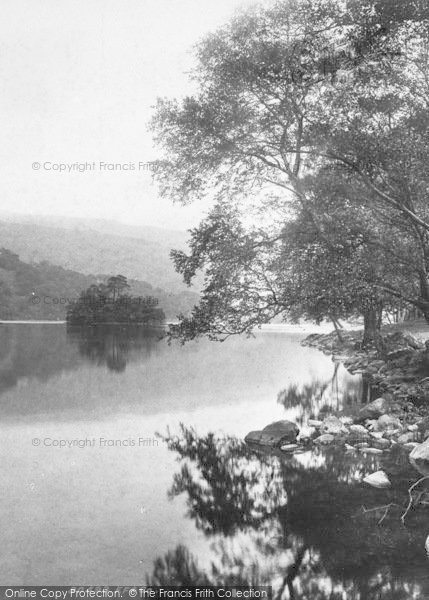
top-left (151, 0), bottom-right (429, 344)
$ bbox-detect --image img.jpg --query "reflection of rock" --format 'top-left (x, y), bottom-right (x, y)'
top-left (357, 397), bottom-right (390, 421)
top-left (363, 470), bottom-right (391, 489)
top-left (245, 420), bottom-right (299, 447)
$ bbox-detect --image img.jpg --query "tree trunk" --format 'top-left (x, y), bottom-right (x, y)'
top-left (362, 304), bottom-right (383, 350)
top-left (417, 271), bottom-right (429, 323)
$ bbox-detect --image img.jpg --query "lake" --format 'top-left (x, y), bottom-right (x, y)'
top-left (0, 324), bottom-right (428, 598)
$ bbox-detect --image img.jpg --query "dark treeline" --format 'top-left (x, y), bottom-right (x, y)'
top-left (151, 0), bottom-right (429, 348)
top-left (66, 275), bottom-right (165, 325)
top-left (0, 248), bottom-right (196, 320)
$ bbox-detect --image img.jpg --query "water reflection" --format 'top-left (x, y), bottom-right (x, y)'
top-left (66, 325), bottom-right (163, 372)
top-left (277, 363), bottom-right (365, 425)
top-left (152, 426), bottom-right (429, 599)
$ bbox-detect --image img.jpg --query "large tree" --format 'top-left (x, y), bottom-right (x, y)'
top-left (151, 0), bottom-right (429, 343)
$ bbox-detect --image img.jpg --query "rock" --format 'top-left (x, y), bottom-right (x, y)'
top-left (410, 439), bottom-right (429, 463)
top-left (377, 415), bottom-right (403, 431)
top-left (340, 416), bottom-right (354, 426)
top-left (355, 442), bottom-right (369, 449)
top-left (280, 444), bottom-right (299, 452)
top-left (417, 417), bottom-right (429, 432)
top-left (403, 332), bottom-right (424, 350)
top-left (404, 442), bottom-right (419, 452)
top-left (314, 434), bottom-right (335, 445)
top-left (363, 470), bottom-right (391, 489)
top-left (308, 419), bottom-right (323, 428)
top-left (387, 348), bottom-right (414, 360)
top-left (371, 438), bottom-right (391, 450)
top-left (245, 420), bottom-right (299, 447)
top-left (370, 431), bottom-right (385, 439)
top-left (350, 424), bottom-right (369, 436)
top-left (384, 429), bottom-right (402, 438)
top-left (397, 432), bottom-right (418, 444)
top-left (345, 444), bottom-right (356, 451)
top-left (298, 426), bottom-right (316, 442)
top-left (357, 397), bottom-right (390, 421)
top-left (321, 416), bottom-right (348, 436)
top-left (407, 424), bottom-right (419, 432)
top-left (361, 447), bottom-right (383, 455)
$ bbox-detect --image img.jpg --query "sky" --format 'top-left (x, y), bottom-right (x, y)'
top-left (0, 0), bottom-right (258, 230)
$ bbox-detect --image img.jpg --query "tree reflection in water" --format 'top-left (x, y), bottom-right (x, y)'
top-left (149, 425), bottom-right (429, 599)
top-left (67, 324), bottom-right (162, 372)
top-left (277, 364), bottom-right (365, 426)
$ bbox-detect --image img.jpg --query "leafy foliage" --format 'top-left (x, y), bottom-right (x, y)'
top-left (66, 275), bottom-right (165, 325)
top-left (151, 0), bottom-right (429, 342)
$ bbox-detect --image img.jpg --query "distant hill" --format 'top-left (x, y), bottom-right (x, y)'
top-left (0, 248), bottom-right (198, 321)
top-left (0, 214), bottom-right (197, 293)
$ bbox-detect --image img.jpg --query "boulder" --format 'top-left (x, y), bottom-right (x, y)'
top-left (350, 424), bottom-right (369, 436)
top-left (397, 432), bottom-right (418, 444)
top-left (357, 397), bottom-right (390, 421)
top-left (410, 439), bottom-right (429, 463)
top-left (363, 470), bottom-right (391, 489)
top-left (377, 415), bottom-right (403, 431)
top-left (404, 442), bottom-right (419, 452)
top-left (403, 332), bottom-right (424, 350)
top-left (308, 419), bottom-right (323, 428)
top-left (371, 438), bottom-right (391, 450)
top-left (298, 426), bottom-right (316, 442)
top-left (417, 417), bottom-right (429, 432)
top-left (321, 416), bottom-right (348, 436)
top-left (245, 420), bottom-right (299, 447)
top-left (314, 433), bottom-right (335, 445)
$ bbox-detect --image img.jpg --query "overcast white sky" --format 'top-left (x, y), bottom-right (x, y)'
top-left (0, 0), bottom-right (258, 230)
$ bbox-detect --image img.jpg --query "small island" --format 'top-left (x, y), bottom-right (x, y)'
top-left (66, 275), bottom-right (165, 326)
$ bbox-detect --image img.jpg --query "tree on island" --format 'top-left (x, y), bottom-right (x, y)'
top-left (151, 0), bottom-right (429, 347)
top-left (66, 275), bottom-right (165, 325)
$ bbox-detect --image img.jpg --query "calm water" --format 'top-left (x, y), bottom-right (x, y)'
top-left (0, 324), bottom-right (428, 598)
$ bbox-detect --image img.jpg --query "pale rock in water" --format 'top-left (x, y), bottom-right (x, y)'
top-left (308, 419), bottom-right (323, 428)
top-left (314, 433), bottom-right (335, 445)
top-left (321, 416), bottom-right (348, 436)
top-left (363, 471), bottom-right (391, 489)
top-left (280, 443), bottom-right (299, 452)
top-left (361, 447), bottom-right (383, 455)
top-left (350, 424), bottom-right (369, 436)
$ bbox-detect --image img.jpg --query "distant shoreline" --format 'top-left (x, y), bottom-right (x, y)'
top-left (0, 320), bottom-right (67, 324)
